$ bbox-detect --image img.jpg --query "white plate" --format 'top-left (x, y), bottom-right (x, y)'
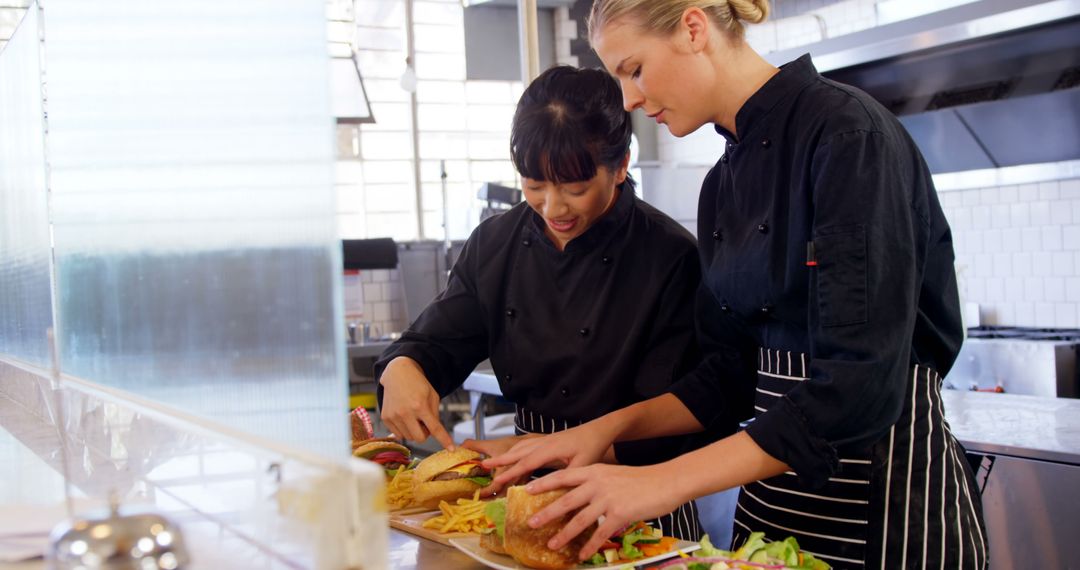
top-left (448, 536), bottom-right (701, 570)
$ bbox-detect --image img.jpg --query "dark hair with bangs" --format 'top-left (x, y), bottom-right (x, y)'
top-left (510, 65), bottom-right (635, 191)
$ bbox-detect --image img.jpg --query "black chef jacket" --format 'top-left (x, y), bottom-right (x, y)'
top-left (376, 186), bottom-right (715, 465)
top-left (670, 54), bottom-right (964, 489)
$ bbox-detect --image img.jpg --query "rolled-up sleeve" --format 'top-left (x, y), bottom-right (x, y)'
top-left (744, 129), bottom-right (924, 489)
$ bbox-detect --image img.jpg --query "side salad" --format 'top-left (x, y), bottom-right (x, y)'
top-left (582, 521), bottom-right (681, 566)
top-left (647, 532), bottom-right (830, 570)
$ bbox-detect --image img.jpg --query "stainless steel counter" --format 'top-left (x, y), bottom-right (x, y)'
top-left (388, 529), bottom-right (484, 570)
top-left (942, 389), bottom-right (1080, 464)
top-left (942, 390), bottom-right (1080, 569)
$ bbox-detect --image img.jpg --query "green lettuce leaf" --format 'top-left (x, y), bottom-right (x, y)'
top-left (484, 498), bottom-right (506, 540)
top-left (582, 553), bottom-right (606, 566)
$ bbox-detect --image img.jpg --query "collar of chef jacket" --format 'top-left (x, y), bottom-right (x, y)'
top-left (714, 53), bottom-right (819, 145)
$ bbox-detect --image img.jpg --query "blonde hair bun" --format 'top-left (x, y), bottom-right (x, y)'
top-left (729, 0), bottom-right (770, 24)
top-left (589, 0), bottom-right (771, 42)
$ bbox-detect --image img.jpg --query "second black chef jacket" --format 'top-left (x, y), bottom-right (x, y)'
top-left (669, 54), bottom-right (965, 488)
top-left (376, 185), bottom-right (720, 464)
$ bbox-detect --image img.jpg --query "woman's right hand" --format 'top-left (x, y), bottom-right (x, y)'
top-left (482, 421), bottom-right (618, 488)
top-left (378, 356), bottom-right (455, 449)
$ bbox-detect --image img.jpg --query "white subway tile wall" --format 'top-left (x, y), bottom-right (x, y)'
top-left (347, 269), bottom-right (408, 336)
top-left (942, 178), bottom-right (1080, 328)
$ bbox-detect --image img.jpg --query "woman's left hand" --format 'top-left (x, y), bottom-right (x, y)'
top-left (523, 462), bottom-right (687, 561)
top-left (462, 434), bottom-right (541, 495)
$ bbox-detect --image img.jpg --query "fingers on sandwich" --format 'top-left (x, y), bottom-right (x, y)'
top-left (485, 485), bottom-right (595, 570)
top-left (411, 448), bottom-right (493, 509)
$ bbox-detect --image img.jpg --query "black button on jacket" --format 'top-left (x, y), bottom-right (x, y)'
top-left (669, 55), bottom-right (964, 485)
top-left (376, 187), bottom-right (711, 465)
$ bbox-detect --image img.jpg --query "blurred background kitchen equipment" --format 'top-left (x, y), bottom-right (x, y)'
top-left (341, 238), bottom-right (399, 271)
top-left (945, 326), bottom-right (1080, 397)
top-left (477, 182), bottom-right (521, 222)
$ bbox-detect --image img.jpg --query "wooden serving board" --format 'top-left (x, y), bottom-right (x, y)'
top-left (390, 505), bottom-right (434, 516)
top-left (389, 509), bottom-right (476, 546)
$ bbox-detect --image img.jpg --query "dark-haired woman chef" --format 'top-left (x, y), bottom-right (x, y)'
top-left (374, 65), bottom-right (719, 540)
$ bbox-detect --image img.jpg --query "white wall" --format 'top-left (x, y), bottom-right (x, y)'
top-left (771, 0), bottom-right (860, 19)
top-left (941, 179), bottom-right (1080, 328)
top-left (343, 269), bottom-right (407, 337)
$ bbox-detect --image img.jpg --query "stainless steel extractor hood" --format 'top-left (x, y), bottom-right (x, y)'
top-left (766, 0), bottom-right (1080, 174)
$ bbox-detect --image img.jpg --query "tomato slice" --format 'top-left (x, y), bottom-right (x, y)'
top-left (372, 452), bottom-right (409, 465)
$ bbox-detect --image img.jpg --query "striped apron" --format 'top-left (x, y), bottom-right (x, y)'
top-left (514, 406), bottom-right (704, 541)
top-left (733, 349), bottom-right (987, 569)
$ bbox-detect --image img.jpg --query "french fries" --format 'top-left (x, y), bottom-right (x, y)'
top-left (386, 465), bottom-right (415, 510)
top-left (420, 491), bottom-right (489, 534)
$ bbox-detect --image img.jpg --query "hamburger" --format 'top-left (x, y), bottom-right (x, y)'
top-left (411, 448), bottom-right (493, 509)
top-left (481, 485), bottom-right (596, 570)
top-left (353, 440), bottom-right (412, 477)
